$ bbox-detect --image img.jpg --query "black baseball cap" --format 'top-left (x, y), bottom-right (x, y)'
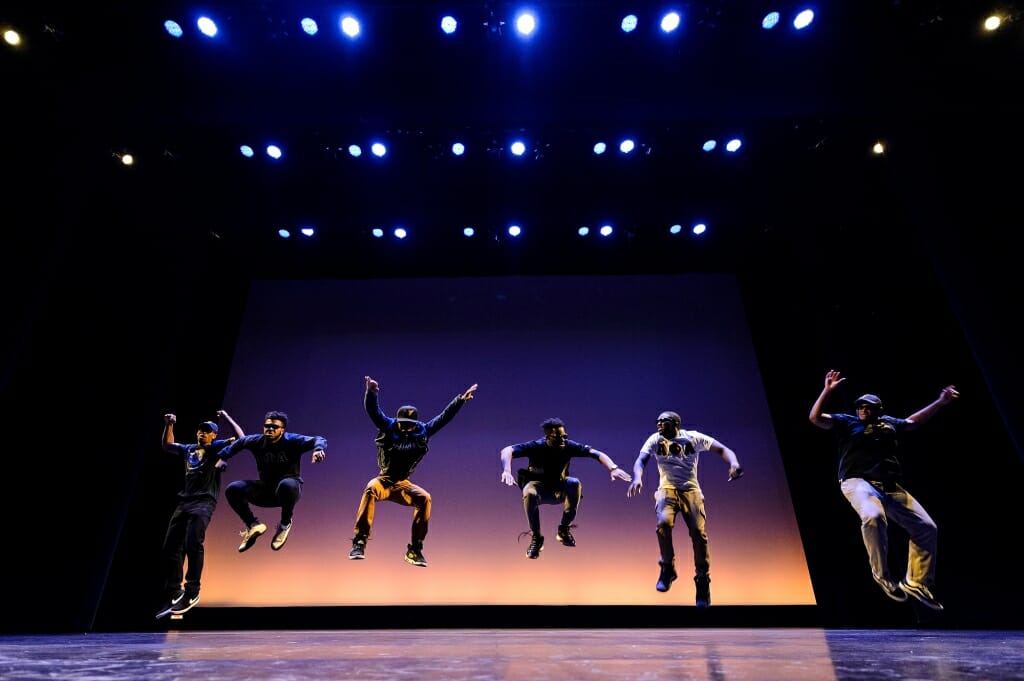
top-left (198, 421), bottom-right (219, 433)
top-left (854, 394), bottom-right (882, 409)
top-left (396, 406), bottom-right (419, 423)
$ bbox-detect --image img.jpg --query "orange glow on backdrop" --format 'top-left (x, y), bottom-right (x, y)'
top-left (199, 275), bottom-right (816, 607)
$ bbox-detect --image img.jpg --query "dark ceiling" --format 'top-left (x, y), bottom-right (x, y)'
top-left (6, 0), bottom-right (1022, 277)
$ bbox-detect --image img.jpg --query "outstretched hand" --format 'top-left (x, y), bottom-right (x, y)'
top-left (365, 376), bottom-right (380, 393)
top-left (728, 465), bottom-right (744, 482)
top-left (461, 383), bottom-right (479, 401)
top-left (611, 467), bottom-right (632, 483)
top-left (939, 385), bottom-right (960, 404)
top-left (627, 479), bottom-right (642, 498)
top-left (824, 370), bottom-right (845, 392)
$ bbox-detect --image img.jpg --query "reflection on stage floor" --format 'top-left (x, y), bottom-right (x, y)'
top-left (2, 628), bottom-right (1023, 681)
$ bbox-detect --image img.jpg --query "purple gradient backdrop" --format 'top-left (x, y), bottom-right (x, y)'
top-left (202, 274), bottom-right (815, 606)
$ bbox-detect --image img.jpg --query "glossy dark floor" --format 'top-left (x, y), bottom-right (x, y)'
top-left (2, 628), bottom-right (1023, 681)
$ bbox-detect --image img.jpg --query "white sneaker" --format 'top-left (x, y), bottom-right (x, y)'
top-left (238, 521), bottom-right (267, 552)
top-left (271, 522), bottom-right (292, 551)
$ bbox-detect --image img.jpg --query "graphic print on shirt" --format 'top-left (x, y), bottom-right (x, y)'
top-left (658, 436), bottom-right (695, 459)
top-left (186, 447), bottom-right (205, 472)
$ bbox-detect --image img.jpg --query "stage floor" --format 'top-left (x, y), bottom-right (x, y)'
top-left (2, 628), bottom-right (1023, 680)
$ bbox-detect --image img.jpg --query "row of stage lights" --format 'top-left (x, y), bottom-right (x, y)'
top-left (239, 136), bottom-right (744, 161)
top-left (8, 7), bottom-right (1018, 50)
top-left (275, 221), bottom-right (711, 241)
top-left (162, 8), bottom-right (817, 41)
top-left (115, 135), bottom-right (893, 169)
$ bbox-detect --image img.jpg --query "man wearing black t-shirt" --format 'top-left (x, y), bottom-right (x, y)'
top-left (809, 369), bottom-right (959, 611)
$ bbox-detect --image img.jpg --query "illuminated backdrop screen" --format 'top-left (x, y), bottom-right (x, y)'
top-left (204, 274), bottom-right (815, 606)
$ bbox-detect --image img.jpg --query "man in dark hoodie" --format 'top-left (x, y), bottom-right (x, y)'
top-left (219, 410), bottom-right (327, 554)
top-left (348, 375), bottom-right (478, 567)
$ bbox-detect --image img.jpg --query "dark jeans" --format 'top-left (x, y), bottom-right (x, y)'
top-left (521, 476), bottom-right (582, 535)
top-left (160, 498), bottom-right (215, 595)
top-left (225, 478), bottom-right (302, 527)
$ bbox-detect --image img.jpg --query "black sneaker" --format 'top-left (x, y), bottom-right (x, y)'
top-left (349, 535), bottom-right (367, 560)
top-left (404, 542), bottom-right (428, 567)
top-left (695, 575), bottom-right (711, 608)
top-left (238, 521), bottom-right (267, 552)
top-left (155, 590), bottom-right (185, 619)
top-left (656, 563), bottom-right (677, 592)
top-left (899, 580), bottom-right (943, 611)
top-left (556, 524), bottom-right (576, 547)
top-left (874, 576), bottom-right (908, 602)
top-left (170, 591), bottom-right (200, 615)
top-left (526, 533), bottom-right (544, 559)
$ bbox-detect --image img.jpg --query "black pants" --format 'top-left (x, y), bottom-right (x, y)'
top-left (225, 478), bottom-right (303, 527)
top-left (160, 498), bottom-right (215, 596)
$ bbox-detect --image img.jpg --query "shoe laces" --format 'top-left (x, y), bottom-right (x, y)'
top-left (239, 522), bottom-right (263, 537)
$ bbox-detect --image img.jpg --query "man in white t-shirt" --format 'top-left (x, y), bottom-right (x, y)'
top-left (627, 411), bottom-right (743, 607)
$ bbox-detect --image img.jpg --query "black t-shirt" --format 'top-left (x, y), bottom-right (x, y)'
top-left (166, 439), bottom-right (233, 502)
top-left (508, 438), bottom-right (599, 485)
top-left (830, 413), bottom-right (909, 483)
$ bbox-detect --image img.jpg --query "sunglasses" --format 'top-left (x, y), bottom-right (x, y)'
top-left (264, 423), bottom-right (283, 431)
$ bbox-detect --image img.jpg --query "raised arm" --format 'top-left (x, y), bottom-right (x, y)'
top-left (424, 384), bottom-right (478, 435)
top-left (363, 375), bottom-right (390, 430)
top-left (460, 383), bottom-right (479, 401)
top-left (162, 413), bottom-right (177, 451)
top-left (904, 385), bottom-right (960, 431)
top-left (809, 369), bottom-right (845, 430)
top-left (217, 409), bottom-right (245, 439)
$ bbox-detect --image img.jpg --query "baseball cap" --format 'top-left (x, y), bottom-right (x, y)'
top-left (198, 421), bottom-right (219, 433)
top-left (396, 405), bottom-right (419, 423)
top-left (854, 394), bottom-right (883, 409)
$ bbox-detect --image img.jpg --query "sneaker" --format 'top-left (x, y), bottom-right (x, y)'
top-left (271, 522), bottom-right (292, 551)
top-left (404, 542), bottom-right (428, 567)
top-left (349, 535), bottom-right (367, 560)
top-left (656, 564), bottom-right (677, 593)
top-left (695, 575), bottom-right (711, 608)
top-left (555, 524), bottom-right (577, 547)
top-left (170, 591), bottom-right (200, 615)
top-left (874, 576), bottom-right (908, 602)
top-left (155, 589), bottom-right (185, 619)
top-left (238, 521), bottom-right (267, 552)
top-left (525, 533), bottom-right (544, 559)
top-left (899, 580), bottom-right (944, 611)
